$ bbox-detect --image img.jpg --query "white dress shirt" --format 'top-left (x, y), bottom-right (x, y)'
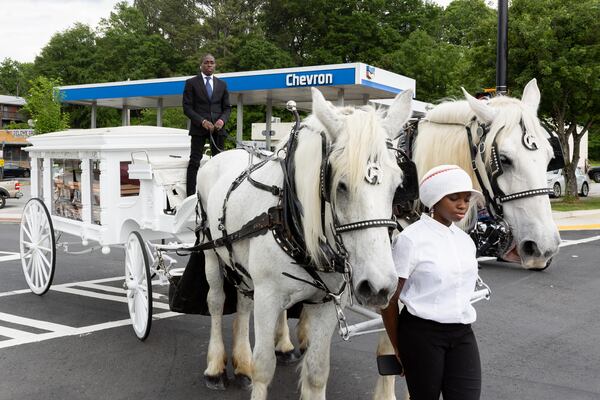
top-left (392, 213), bottom-right (478, 324)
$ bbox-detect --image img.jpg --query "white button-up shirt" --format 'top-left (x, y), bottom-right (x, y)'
top-left (392, 214), bottom-right (478, 324)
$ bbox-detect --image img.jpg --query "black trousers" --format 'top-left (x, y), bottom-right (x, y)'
top-left (186, 134), bottom-right (225, 196)
top-left (398, 308), bottom-right (481, 400)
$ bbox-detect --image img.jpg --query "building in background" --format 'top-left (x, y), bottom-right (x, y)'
top-left (0, 129), bottom-right (32, 168)
top-left (0, 95), bottom-right (26, 128)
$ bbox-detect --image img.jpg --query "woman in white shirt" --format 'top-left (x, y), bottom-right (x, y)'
top-left (382, 165), bottom-right (484, 400)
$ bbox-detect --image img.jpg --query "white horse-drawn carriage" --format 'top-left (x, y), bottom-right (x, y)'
top-left (18, 80), bottom-right (561, 399)
top-left (21, 125), bottom-right (198, 339)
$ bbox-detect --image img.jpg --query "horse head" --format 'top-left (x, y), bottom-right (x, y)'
top-left (295, 87), bottom-right (413, 307)
top-left (462, 79), bottom-right (561, 269)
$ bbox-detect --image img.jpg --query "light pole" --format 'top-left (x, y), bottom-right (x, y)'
top-left (496, 0), bottom-right (508, 95)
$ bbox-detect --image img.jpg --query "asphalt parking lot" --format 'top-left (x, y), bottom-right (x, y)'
top-left (0, 220), bottom-right (599, 399)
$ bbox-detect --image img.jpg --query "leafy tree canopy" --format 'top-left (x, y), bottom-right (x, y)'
top-left (23, 76), bottom-right (69, 134)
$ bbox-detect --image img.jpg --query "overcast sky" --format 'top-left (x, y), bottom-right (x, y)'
top-left (0, 0), bottom-right (495, 64)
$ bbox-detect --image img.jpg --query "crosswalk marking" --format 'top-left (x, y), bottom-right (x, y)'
top-left (0, 276), bottom-right (177, 349)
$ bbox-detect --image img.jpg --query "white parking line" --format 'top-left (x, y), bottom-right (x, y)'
top-left (0, 276), bottom-right (178, 349)
top-left (559, 235), bottom-right (600, 248)
top-left (0, 311), bottom-right (180, 349)
top-left (77, 282), bottom-right (167, 301)
top-left (0, 312), bottom-right (77, 333)
top-left (50, 286), bottom-right (171, 310)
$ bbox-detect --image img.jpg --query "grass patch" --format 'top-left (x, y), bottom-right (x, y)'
top-left (551, 197), bottom-right (600, 211)
top-left (590, 160), bottom-right (600, 167)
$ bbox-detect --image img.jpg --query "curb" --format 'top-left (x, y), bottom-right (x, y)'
top-left (552, 209), bottom-right (600, 218)
top-left (557, 224), bottom-right (600, 231)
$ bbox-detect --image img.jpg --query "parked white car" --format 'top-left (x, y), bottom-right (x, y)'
top-left (547, 168), bottom-right (590, 197)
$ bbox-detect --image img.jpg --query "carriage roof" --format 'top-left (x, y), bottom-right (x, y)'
top-left (25, 125), bottom-right (189, 153)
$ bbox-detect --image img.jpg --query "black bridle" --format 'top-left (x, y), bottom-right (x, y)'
top-left (465, 117), bottom-right (559, 220)
top-left (465, 116), bottom-right (564, 257)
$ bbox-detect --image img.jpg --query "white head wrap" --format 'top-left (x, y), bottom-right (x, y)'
top-left (419, 165), bottom-right (484, 208)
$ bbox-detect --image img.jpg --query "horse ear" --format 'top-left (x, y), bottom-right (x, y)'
top-left (462, 87), bottom-right (496, 124)
top-left (521, 78), bottom-right (540, 115)
top-left (311, 87), bottom-right (342, 137)
top-left (383, 89), bottom-right (413, 139)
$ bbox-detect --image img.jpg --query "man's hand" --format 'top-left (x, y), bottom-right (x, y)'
top-left (202, 119), bottom-right (214, 133)
top-left (214, 119), bottom-right (224, 130)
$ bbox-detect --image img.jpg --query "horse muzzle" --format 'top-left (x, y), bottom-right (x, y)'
top-left (505, 234), bottom-right (560, 269)
top-left (354, 279), bottom-right (394, 308)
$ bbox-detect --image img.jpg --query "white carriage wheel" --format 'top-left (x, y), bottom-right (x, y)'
top-left (124, 231), bottom-right (153, 341)
top-left (20, 198), bottom-right (56, 295)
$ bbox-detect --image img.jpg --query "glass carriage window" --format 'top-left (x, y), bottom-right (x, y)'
top-left (37, 158), bottom-right (44, 202)
top-left (120, 161), bottom-right (140, 197)
top-left (52, 159), bottom-right (83, 221)
top-left (91, 160), bottom-right (101, 225)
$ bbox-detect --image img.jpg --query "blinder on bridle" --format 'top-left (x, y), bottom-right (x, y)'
top-left (546, 135), bottom-right (565, 171)
top-left (391, 143), bottom-right (420, 204)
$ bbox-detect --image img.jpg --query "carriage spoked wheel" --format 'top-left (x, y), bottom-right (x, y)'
top-left (19, 198), bottom-right (56, 295)
top-left (125, 231), bottom-right (153, 341)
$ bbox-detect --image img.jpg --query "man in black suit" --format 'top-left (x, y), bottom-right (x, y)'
top-left (183, 54), bottom-right (231, 196)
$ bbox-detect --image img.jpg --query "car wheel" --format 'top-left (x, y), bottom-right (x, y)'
top-left (0, 195), bottom-right (5, 209)
top-left (553, 182), bottom-right (562, 198)
top-left (23, 170), bottom-right (30, 178)
top-left (594, 172), bottom-right (600, 183)
top-left (580, 182), bottom-right (589, 197)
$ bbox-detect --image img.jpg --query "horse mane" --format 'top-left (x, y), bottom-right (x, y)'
top-left (293, 107), bottom-right (394, 265)
top-left (414, 95), bottom-right (547, 228)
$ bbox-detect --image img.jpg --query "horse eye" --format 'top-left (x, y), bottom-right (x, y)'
top-left (499, 155), bottom-right (512, 166)
top-left (338, 182), bottom-right (348, 192)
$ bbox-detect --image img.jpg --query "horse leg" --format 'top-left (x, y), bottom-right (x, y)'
top-left (275, 310), bottom-right (300, 365)
top-left (251, 289), bottom-right (281, 400)
top-left (203, 252), bottom-right (228, 390)
top-left (296, 306), bottom-right (309, 355)
top-left (373, 332), bottom-right (397, 400)
top-left (299, 303), bottom-right (339, 400)
top-left (232, 293), bottom-right (253, 390)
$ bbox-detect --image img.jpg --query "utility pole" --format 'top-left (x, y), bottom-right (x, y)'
top-left (496, 0), bottom-right (508, 95)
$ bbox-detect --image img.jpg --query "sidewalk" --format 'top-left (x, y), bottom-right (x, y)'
top-left (552, 209), bottom-right (600, 231)
top-left (2, 203), bottom-right (600, 230)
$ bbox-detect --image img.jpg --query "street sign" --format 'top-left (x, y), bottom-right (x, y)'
top-left (0, 159), bottom-right (4, 167)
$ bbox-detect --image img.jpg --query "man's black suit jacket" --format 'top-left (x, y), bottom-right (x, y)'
top-left (182, 75), bottom-right (231, 137)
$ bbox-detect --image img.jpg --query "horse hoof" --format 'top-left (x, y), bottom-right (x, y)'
top-left (276, 349), bottom-right (302, 366)
top-left (204, 372), bottom-right (228, 390)
top-left (234, 373), bottom-right (252, 391)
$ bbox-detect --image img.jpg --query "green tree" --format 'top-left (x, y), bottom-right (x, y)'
top-left (441, 0), bottom-right (497, 91)
top-left (134, 0), bottom-right (203, 59)
top-left (23, 76), bottom-right (70, 134)
top-left (131, 107), bottom-right (189, 129)
top-left (33, 23), bottom-right (99, 85)
top-left (0, 58), bottom-right (34, 96)
top-left (225, 36), bottom-right (294, 71)
top-left (96, 2), bottom-right (181, 81)
top-left (509, 0), bottom-right (600, 198)
top-left (379, 30), bottom-right (465, 102)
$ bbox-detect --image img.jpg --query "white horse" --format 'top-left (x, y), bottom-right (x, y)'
top-left (197, 87), bottom-right (414, 400)
top-left (373, 78), bottom-right (561, 400)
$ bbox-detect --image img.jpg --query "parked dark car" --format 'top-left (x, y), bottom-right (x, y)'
top-left (588, 166), bottom-right (600, 183)
top-left (1, 163), bottom-right (30, 178)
